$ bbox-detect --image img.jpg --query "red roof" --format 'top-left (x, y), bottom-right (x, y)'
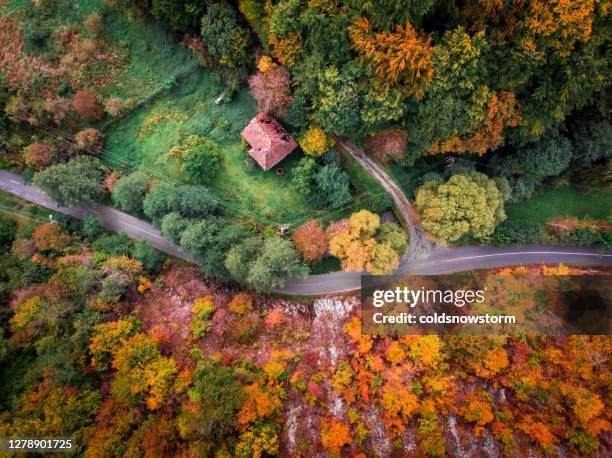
top-left (241, 114), bottom-right (298, 170)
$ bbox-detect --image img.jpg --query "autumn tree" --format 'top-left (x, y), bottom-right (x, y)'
top-left (33, 223), bottom-right (71, 251)
top-left (71, 89), bottom-right (103, 121)
top-left (364, 128), bottom-right (407, 161)
top-left (320, 418), bottom-right (352, 453)
top-left (74, 128), bottom-right (105, 152)
top-left (299, 125), bottom-right (334, 156)
top-left (328, 209), bottom-right (404, 274)
top-left (24, 143), bottom-right (55, 170)
top-left (248, 66), bottom-right (293, 115)
top-left (415, 171), bottom-right (507, 242)
top-left (349, 17), bottom-right (433, 97)
top-left (292, 219), bottom-right (328, 262)
top-left (110, 333), bottom-right (177, 410)
top-left (33, 156), bottom-right (106, 206)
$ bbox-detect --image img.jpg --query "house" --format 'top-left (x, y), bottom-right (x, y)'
top-left (241, 114), bottom-right (298, 170)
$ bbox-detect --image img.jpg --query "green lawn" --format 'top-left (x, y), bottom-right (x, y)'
top-left (505, 186), bottom-right (611, 224)
top-left (86, 1), bottom-right (320, 225)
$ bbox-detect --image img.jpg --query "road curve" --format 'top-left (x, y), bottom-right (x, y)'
top-left (0, 169), bottom-right (191, 261)
top-left (335, 137), bottom-right (436, 260)
top-left (1, 169), bottom-right (610, 296)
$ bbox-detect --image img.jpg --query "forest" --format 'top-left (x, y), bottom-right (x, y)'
top-left (0, 0), bottom-right (611, 456)
top-left (0, 202), bottom-right (610, 456)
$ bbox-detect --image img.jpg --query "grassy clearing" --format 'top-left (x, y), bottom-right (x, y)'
top-left (505, 186), bottom-right (611, 225)
top-left (88, 2), bottom-right (320, 224)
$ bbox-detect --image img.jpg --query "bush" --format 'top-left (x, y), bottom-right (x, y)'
top-left (92, 233), bottom-right (133, 256)
top-left (130, 240), bottom-right (165, 273)
top-left (82, 214), bottom-right (105, 241)
top-left (490, 220), bottom-right (544, 247)
top-left (0, 218), bottom-right (16, 248)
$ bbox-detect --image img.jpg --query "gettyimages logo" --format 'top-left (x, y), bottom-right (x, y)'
top-left (361, 273), bottom-right (611, 336)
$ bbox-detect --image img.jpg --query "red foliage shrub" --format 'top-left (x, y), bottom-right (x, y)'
top-left (24, 143), bottom-right (55, 170)
top-left (364, 128), bottom-right (408, 162)
top-left (248, 66), bottom-right (293, 115)
top-left (71, 89), bottom-right (103, 121)
top-left (75, 128), bottom-right (105, 152)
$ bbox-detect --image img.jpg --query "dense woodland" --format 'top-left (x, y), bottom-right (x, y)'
top-left (0, 211), bottom-right (610, 456)
top-left (0, 0), bottom-right (611, 456)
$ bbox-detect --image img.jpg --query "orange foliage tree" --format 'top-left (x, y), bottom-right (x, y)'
top-left (320, 418), bottom-right (352, 453)
top-left (349, 18), bottom-right (433, 98)
top-left (24, 143), bottom-right (55, 170)
top-left (292, 219), bottom-right (328, 262)
top-left (428, 91), bottom-right (521, 155)
top-left (32, 223), bottom-right (71, 251)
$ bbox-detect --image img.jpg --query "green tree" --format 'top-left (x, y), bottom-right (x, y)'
top-left (291, 157), bottom-right (351, 209)
top-left (225, 236), bottom-right (308, 292)
top-left (173, 185), bottom-right (218, 218)
top-left (33, 157), bottom-right (105, 207)
top-left (81, 213), bottom-right (105, 241)
top-left (130, 240), bottom-right (165, 273)
top-left (160, 212), bottom-right (191, 244)
top-left (415, 171), bottom-right (507, 242)
top-left (570, 119), bottom-right (612, 167)
top-left (179, 218), bottom-right (249, 278)
top-left (0, 217), bottom-right (16, 247)
top-left (247, 237), bottom-right (308, 292)
top-left (201, 2), bottom-right (252, 68)
top-left (177, 361), bottom-right (244, 441)
top-left (224, 236), bottom-right (262, 285)
top-left (151, 0), bottom-right (204, 32)
top-left (177, 136), bottom-right (221, 184)
top-left (144, 184), bottom-right (217, 224)
top-left (111, 174), bottom-right (149, 216)
top-left (143, 184), bottom-right (177, 224)
top-left (492, 133), bottom-right (572, 200)
top-left (92, 234), bottom-right (134, 256)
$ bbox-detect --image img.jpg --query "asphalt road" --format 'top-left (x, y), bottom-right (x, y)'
top-left (1, 169), bottom-right (610, 296)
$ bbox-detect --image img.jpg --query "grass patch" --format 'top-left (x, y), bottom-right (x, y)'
top-left (340, 151), bottom-right (393, 214)
top-left (505, 186), bottom-right (611, 225)
top-left (0, 191), bottom-right (66, 233)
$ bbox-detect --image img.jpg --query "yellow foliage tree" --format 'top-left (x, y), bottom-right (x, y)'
top-left (299, 126), bottom-right (334, 156)
top-left (328, 210), bottom-right (400, 274)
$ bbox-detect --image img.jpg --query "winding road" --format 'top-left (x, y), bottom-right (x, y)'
top-left (1, 169), bottom-right (610, 296)
top-left (336, 137), bottom-right (436, 260)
